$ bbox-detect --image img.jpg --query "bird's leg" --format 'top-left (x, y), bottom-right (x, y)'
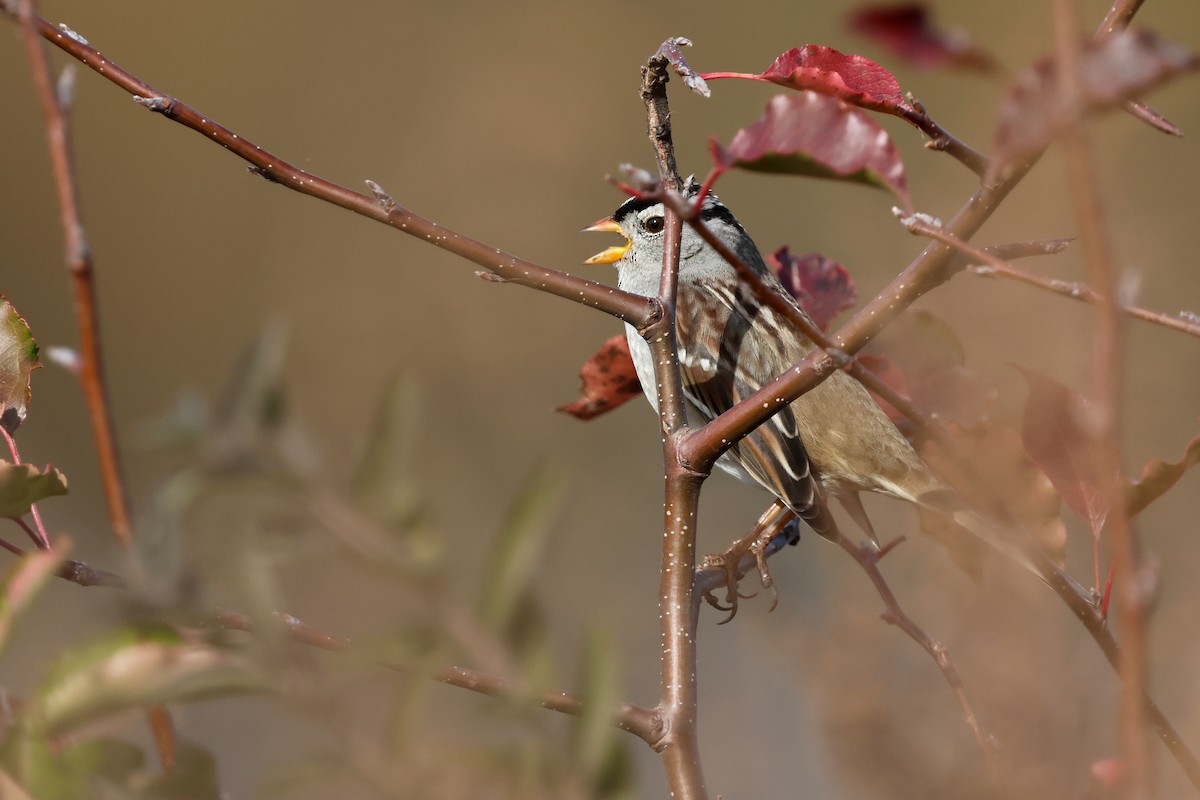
top-left (700, 500), bottom-right (798, 622)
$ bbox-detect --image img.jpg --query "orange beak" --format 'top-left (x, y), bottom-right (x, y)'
top-left (583, 216), bottom-right (631, 265)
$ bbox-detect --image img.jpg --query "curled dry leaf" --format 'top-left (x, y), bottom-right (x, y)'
top-left (848, 3), bottom-right (997, 72)
top-left (990, 29), bottom-right (1199, 182)
top-left (766, 247), bottom-right (856, 332)
top-left (704, 45), bottom-right (912, 117)
top-left (711, 93), bottom-right (912, 210)
top-left (1126, 428), bottom-right (1200, 517)
top-left (557, 334), bottom-right (642, 421)
top-left (0, 462), bottom-right (68, 519)
top-left (918, 421), bottom-right (1068, 568)
top-left (0, 297), bottom-right (40, 435)
top-left (652, 37), bottom-right (711, 97)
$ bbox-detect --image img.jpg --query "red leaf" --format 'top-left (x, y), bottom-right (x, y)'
top-left (1126, 427), bottom-right (1200, 516)
top-left (991, 29), bottom-right (1199, 182)
top-left (848, 4), bottom-right (998, 72)
top-left (1017, 367), bottom-right (1117, 538)
top-left (712, 93), bottom-right (912, 210)
top-left (557, 334), bottom-right (642, 421)
top-left (704, 45), bottom-right (912, 117)
top-left (766, 247), bottom-right (856, 332)
top-left (1090, 758), bottom-right (1127, 788)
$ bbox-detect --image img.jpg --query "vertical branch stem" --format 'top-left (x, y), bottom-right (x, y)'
top-left (17, 0), bottom-right (170, 770)
top-left (17, 3), bottom-right (133, 551)
top-left (1057, 0), bottom-right (1147, 794)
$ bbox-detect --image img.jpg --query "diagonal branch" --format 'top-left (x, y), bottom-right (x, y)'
top-left (901, 215), bottom-right (1200, 339)
top-left (3, 7), bottom-right (653, 328)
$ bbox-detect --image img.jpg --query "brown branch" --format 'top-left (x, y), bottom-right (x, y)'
top-left (901, 216), bottom-right (1200, 339)
top-left (17, 1), bottom-right (133, 551)
top-left (641, 40), bottom-right (687, 193)
top-left (210, 609), bottom-right (660, 740)
top-left (900, 98), bottom-right (989, 176)
top-left (1057, 1), bottom-right (1146, 795)
top-left (3, 7), bottom-right (654, 329)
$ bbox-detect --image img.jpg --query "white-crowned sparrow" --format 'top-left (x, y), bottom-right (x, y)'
top-left (585, 183), bottom-right (991, 559)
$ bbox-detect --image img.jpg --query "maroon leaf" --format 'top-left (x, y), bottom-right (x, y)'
top-left (848, 4), bottom-right (998, 72)
top-left (558, 334), bottom-right (642, 421)
top-left (1016, 367), bottom-right (1117, 538)
top-left (703, 45), bottom-right (913, 117)
top-left (766, 247), bottom-right (856, 332)
top-left (1126, 428), bottom-right (1200, 516)
top-left (991, 29), bottom-right (1199, 182)
top-left (711, 93), bottom-right (912, 210)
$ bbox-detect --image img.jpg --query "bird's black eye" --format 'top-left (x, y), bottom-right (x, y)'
top-left (642, 215), bottom-right (665, 234)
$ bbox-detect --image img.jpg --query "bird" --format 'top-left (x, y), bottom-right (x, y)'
top-left (583, 181), bottom-right (1036, 587)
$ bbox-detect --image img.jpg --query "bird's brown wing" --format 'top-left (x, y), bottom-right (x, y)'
top-left (676, 282), bottom-right (840, 541)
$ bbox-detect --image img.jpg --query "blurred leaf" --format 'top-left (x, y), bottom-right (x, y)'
top-left (0, 462), bottom-right (68, 518)
top-left (990, 29), bottom-right (1199, 181)
top-left (0, 296), bottom-right (40, 435)
top-left (919, 421), bottom-right (1067, 568)
top-left (558, 334), bottom-right (643, 421)
top-left (32, 625), bottom-right (266, 738)
top-left (573, 627), bottom-right (629, 797)
top-left (1126, 428), bottom-right (1200, 516)
top-left (710, 93), bottom-right (911, 210)
top-left (865, 310), bottom-right (996, 438)
top-left (350, 372), bottom-right (423, 527)
top-left (144, 740), bottom-right (221, 799)
top-left (766, 247), bottom-right (856, 332)
top-left (1017, 367), bottom-right (1116, 539)
top-left (205, 322), bottom-right (289, 469)
top-left (848, 4), bottom-right (997, 72)
top-left (478, 469), bottom-right (561, 634)
top-left (704, 45), bottom-right (912, 116)
top-left (0, 768), bottom-right (34, 800)
top-left (0, 546), bottom-right (65, 661)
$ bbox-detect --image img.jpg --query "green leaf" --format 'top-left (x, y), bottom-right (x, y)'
top-left (31, 625), bottom-right (266, 738)
top-left (0, 547), bottom-right (64, 660)
top-left (0, 462), bottom-right (68, 518)
top-left (0, 297), bottom-right (40, 435)
top-left (478, 468), bottom-right (561, 633)
top-left (574, 627), bottom-right (629, 796)
top-left (144, 740), bottom-right (222, 799)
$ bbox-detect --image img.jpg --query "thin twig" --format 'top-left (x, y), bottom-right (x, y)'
top-left (17, 0), bottom-right (133, 551)
top-left (211, 609), bottom-right (658, 741)
top-left (2, 7), bottom-right (653, 329)
top-left (1058, 1), bottom-right (1146, 795)
top-left (901, 215), bottom-right (1200, 339)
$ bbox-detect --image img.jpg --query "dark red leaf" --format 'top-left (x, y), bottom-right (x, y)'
top-left (1016, 367), bottom-right (1117, 538)
top-left (991, 29), bottom-right (1199, 182)
top-left (1126, 428), bottom-right (1200, 516)
top-left (704, 45), bottom-right (913, 117)
top-left (558, 334), bottom-right (642, 421)
top-left (848, 4), bottom-right (997, 72)
top-left (767, 247), bottom-right (856, 332)
top-left (712, 93), bottom-right (912, 210)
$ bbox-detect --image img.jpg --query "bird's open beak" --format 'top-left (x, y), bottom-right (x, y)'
top-left (583, 217), bottom-right (631, 265)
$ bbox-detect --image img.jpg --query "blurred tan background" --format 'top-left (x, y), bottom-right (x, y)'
top-left (3, 1), bottom-right (1200, 797)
